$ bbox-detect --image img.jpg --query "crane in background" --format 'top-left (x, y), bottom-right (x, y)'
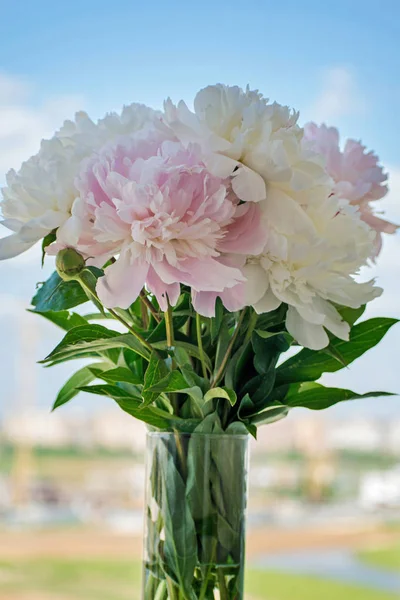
top-left (0, 294), bottom-right (37, 508)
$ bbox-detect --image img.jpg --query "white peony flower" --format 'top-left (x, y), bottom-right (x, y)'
top-left (164, 83), bottom-right (329, 208)
top-left (165, 84), bottom-right (383, 349)
top-left (0, 104), bottom-right (160, 259)
top-left (245, 198), bottom-right (382, 350)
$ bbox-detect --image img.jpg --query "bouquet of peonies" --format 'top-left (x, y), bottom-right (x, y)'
top-left (0, 84), bottom-right (398, 599)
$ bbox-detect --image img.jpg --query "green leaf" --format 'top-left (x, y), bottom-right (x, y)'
top-left (186, 434), bottom-right (215, 526)
top-left (32, 271), bottom-right (88, 312)
top-left (192, 412), bottom-right (222, 434)
top-left (41, 324), bottom-right (120, 359)
top-left (277, 317), bottom-right (399, 384)
top-left (158, 446), bottom-right (198, 595)
top-left (250, 404), bottom-right (289, 426)
top-left (252, 330), bottom-right (290, 375)
top-left (83, 312), bottom-right (115, 321)
top-left (77, 268), bottom-right (105, 314)
top-left (204, 387), bottom-right (237, 406)
top-left (225, 421), bottom-right (250, 436)
top-left (283, 382), bottom-right (395, 410)
top-left (29, 310), bottom-right (87, 331)
top-left (152, 340), bottom-right (212, 372)
top-left (254, 329), bottom-right (293, 344)
top-left (237, 393), bottom-right (256, 420)
top-left (209, 434), bottom-right (248, 562)
top-left (322, 344), bottom-right (348, 369)
top-left (147, 314), bottom-right (189, 343)
top-left (52, 363), bottom-right (109, 410)
top-left (79, 384), bottom-right (200, 431)
top-left (173, 346), bottom-right (192, 368)
top-left (337, 304), bottom-right (366, 326)
top-left (142, 351), bottom-right (169, 407)
top-left (41, 231), bottom-right (56, 266)
top-left (225, 341), bottom-right (253, 391)
top-left (41, 324), bottom-right (151, 364)
top-left (210, 297), bottom-right (224, 343)
top-left (78, 383), bottom-right (140, 401)
top-left (240, 371), bottom-right (276, 413)
top-left (180, 365), bottom-right (209, 394)
top-left (89, 366), bottom-right (143, 385)
top-left (214, 314), bottom-right (233, 375)
top-left (147, 371), bottom-right (203, 406)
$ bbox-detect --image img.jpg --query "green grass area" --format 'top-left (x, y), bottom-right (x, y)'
top-left (246, 568), bottom-right (398, 600)
top-left (0, 558), bottom-right (142, 600)
top-left (337, 450), bottom-right (399, 470)
top-left (0, 444), bottom-right (140, 486)
top-left (0, 558), bottom-right (397, 600)
top-left (3, 444), bottom-right (396, 473)
top-left (0, 444), bottom-right (13, 474)
top-left (359, 543), bottom-right (400, 573)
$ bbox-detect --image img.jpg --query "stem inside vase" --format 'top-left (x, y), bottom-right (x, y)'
top-left (142, 432), bottom-right (249, 600)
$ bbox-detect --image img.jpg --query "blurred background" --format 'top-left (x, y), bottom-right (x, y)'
top-left (0, 1), bottom-right (399, 599)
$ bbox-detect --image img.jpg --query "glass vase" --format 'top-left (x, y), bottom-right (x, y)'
top-left (142, 431), bottom-right (249, 600)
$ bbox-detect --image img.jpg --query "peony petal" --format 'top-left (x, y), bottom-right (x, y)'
top-left (191, 291), bottom-right (218, 317)
top-left (153, 257), bottom-right (244, 293)
top-left (232, 164), bottom-right (267, 203)
top-left (0, 232), bottom-right (38, 260)
top-left (243, 263), bottom-right (269, 305)
top-left (263, 188), bottom-right (316, 236)
top-left (55, 215), bottom-right (82, 248)
top-left (192, 282), bottom-right (246, 317)
top-left (1, 218), bottom-right (23, 233)
top-left (219, 282), bottom-right (247, 312)
top-left (96, 247), bottom-right (149, 308)
top-left (286, 306), bottom-right (329, 350)
top-left (253, 288), bottom-right (282, 314)
top-left (146, 266), bottom-right (180, 311)
top-left (219, 203), bottom-right (267, 255)
top-left (203, 153), bottom-right (238, 179)
top-left (361, 212), bottom-right (398, 235)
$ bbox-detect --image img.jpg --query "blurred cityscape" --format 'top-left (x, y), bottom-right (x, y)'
top-left (1, 408), bottom-right (400, 527)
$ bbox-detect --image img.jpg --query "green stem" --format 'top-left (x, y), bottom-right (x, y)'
top-left (77, 270), bottom-right (153, 354)
top-left (196, 314), bottom-right (208, 379)
top-left (140, 296), bottom-right (149, 329)
top-left (108, 307), bottom-right (153, 353)
top-left (199, 538), bottom-right (218, 600)
top-left (165, 575), bottom-right (179, 599)
top-left (211, 310), bottom-right (247, 388)
top-left (164, 300), bottom-right (180, 413)
top-left (242, 307), bottom-right (258, 347)
top-left (164, 302), bottom-right (174, 349)
top-left (217, 568), bottom-right (229, 600)
top-left (174, 430), bottom-right (187, 480)
top-left (154, 580), bottom-right (168, 600)
top-left (144, 572), bottom-right (159, 599)
top-left (141, 290), bottom-right (161, 323)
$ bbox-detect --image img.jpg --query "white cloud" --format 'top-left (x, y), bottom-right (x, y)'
top-left (0, 71), bottom-right (85, 179)
top-left (307, 66), bottom-right (366, 123)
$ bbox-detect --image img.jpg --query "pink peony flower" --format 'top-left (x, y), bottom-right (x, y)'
top-left (52, 130), bottom-right (267, 314)
top-left (303, 123), bottom-right (397, 257)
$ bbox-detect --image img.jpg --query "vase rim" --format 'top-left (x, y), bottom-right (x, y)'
top-left (147, 431), bottom-right (249, 440)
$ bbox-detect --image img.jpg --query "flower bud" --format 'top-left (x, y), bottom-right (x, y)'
top-left (56, 248), bottom-right (85, 281)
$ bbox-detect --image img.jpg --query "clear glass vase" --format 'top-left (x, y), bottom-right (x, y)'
top-left (142, 432), bottom-right (249, 600)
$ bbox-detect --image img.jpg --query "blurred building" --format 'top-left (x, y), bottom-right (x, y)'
top-left (326, 418), bottom-right (385, 452)
top-left (1, 408), bottom-right (146, 452)
top-left (92, 411), bottom-right (146, 452)
top-left (359, 467), bottom-right (400, 509)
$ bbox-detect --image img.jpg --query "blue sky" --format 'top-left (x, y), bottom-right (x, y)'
top-left (0, 0), bottom-right (399, 160)
top-left (0, 0), bottom-right (399, 418)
